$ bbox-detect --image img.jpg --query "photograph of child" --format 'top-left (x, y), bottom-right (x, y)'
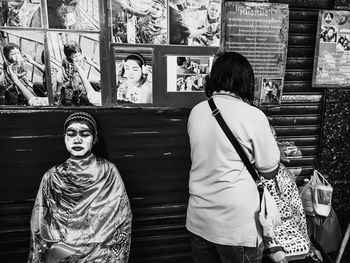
top-left (169, 0), bottom-right (222, 46)
top-left (0, 30), bottom-right (46, 106)
top-left (114, 47), bottom-right (153, 104)
top-left (47, 0), bottom-right (99, 30)
top-left (0, 0), bottom-right (41, 28)
top-left (260, 78), bottom-right (283, 106)
top-left (167, 55), bottom-right (213, 92)
top-left (47, 32), bottom-right (101, 106)
top-left (112, 0), bottom-right (167, 44)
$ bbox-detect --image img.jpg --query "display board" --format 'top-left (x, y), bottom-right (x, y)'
top-left (223, 1), bottom-right (289, 107)
top-left (0, 0), bottom-right (290, 108)
top-left (312, 9), bottom-right (350, 88)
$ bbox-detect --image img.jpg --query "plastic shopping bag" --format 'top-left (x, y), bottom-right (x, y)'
top-left (300, 174), bottom-right (317, 216)
top-left (313, 208), bottom-right (342, 253)
top-left (312, 170), bottom-right (332, 217)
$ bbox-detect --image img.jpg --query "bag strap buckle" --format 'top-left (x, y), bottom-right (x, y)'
top-left (212, 108), bottom-right (220, 116)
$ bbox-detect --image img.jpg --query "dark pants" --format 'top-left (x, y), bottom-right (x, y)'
top-left (191, 233), bottom-right (263, 263)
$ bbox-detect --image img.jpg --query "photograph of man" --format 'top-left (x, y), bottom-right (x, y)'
top-left (320, 26), bottom-right (337, 42)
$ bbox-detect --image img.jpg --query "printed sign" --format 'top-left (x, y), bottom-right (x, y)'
top-left (312, 10), bottom-right (350, 87)
top-left (223, 1), bottom-right (289, 107)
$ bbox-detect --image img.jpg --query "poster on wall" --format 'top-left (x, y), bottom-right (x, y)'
top-left (113, 46), bottom-right (153, 104)
top-left (167, 55), bottom-right (214, 92)
top-left (312, 10), bottom-right (350, 88)
top-left (223, 1), bottom-right (289, 107)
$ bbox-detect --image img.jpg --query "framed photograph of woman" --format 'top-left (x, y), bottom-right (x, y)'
top-left (169, 0), bottom-right (222, 46)
top-left (112, 0), bottom-right (167, 44)
top-left (113, 46), bottom-right (153, 104)
top-left (167, 55), bottom-right (213, 92)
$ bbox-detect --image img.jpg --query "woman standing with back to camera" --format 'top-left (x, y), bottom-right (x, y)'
top-left (186, 51), bottom-right (280, 263)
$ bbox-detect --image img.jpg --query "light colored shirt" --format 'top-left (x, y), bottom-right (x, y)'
top-left (186, 93), bottom-right (280, 247)
top-left (117, 80), bottom-right (152, 103)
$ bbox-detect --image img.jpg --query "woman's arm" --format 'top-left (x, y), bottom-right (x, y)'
top-left (75, 63), bottom-right (102, 106)
top-left (8, 66), bottom-right (35, 101)
top-left (23, 53), bottom-right (45, 72)
top-left (16, 70), bottom-right (27, 78)
top-left (8, 66), bottom-right (48, 106)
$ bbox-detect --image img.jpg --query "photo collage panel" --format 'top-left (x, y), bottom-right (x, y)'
top-left (0, 1), bottom-right (101, 107)
top-left (112, 0), bottom-right (222, 46)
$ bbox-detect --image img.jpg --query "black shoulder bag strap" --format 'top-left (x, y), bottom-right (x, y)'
top-left (208, 97), bottom-right (260, 182)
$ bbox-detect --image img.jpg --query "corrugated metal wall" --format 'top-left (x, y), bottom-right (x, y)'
top-left (0, 0), bottom-right (332, 262)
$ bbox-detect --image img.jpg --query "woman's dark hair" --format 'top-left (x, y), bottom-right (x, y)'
top-left (121, 53), bottom-right (148, 86)
top-left (3, 43), bottom-right (21, 62)
top-left (63, 41), bottom-right (82, 62)
top-left (204, 51), bottom-right (255, 102)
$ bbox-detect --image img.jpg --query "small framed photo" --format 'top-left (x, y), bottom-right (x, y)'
top-left (47, 0), bottom-right (99, 30)
top-left (113, 46), bottom-right (153, 104)
top-left (112, 0), bottom-right (168, 44)
top-left (167, 55), bottom-right (214, 92)
top-left (169, 0), bottom-right (222, 46)
top-left (0, 0), bottom-right (42, 28)
top-left (260, 78), bottom-right (283, 106)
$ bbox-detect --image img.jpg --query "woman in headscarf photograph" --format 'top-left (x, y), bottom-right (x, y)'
top-left (28, 111), bottom-right (132, 263)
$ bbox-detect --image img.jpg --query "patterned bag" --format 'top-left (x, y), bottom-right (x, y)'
top-left (262, 163), bottom-right (310, 261)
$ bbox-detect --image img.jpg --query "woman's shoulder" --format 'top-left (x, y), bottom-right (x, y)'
top-left (96, 156), bottom-right (119, 169)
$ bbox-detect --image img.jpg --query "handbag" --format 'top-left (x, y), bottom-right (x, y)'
top-left (207, 97), bottom-right (281, 238)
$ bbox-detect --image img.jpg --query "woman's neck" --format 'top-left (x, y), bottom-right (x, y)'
top-left (127, 80), bottom-right (141, 88)
top-left (213, 91), bottom-right (240, 99)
